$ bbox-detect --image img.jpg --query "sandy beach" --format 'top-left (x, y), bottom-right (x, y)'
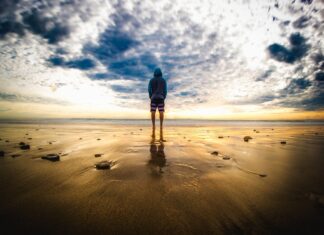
top-left (0, 121), bottom-right (324, 234)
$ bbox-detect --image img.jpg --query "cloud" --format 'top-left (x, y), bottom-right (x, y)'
top-left (0, 92), bottom-right (68, 105)
top-left (315, 72), bottom-right (324, 81)
top-left (268, 33), bottom-right (309, 63)
top-left (48, 56), bottom-right (96, 70)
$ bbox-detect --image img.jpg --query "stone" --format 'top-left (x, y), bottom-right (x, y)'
top-left (20, 144), bottom-right (30, 150)
top-left (95, 161), bottom-right (112, 170)
top-left (244, 136), bottom-right (252, 142)
top-left (222, 156), bottom-right (231, 160)
top-left (218, 136), bottom-right (224, 139)
top-left (211, 151), bottom-right (219, 155)
top-left (94, 153), bottom-right (103, 157)
top-left (97, 138), bottom-right (101, 141)
top-left (19, 142), bottom-right (26, 146)
top-left (5, 140), bottom-right (9, 142)
top-left (11, 154), bottom-right (21, 158)
top-left (280, 141), bottom-right (287, 144)
top-left (42, 153), bottom-right (60, 162)
top-left (0, 151), bottom-right (4, 157)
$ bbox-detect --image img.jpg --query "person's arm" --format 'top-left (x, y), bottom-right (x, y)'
top-left (148, 79), bottom-right (152, 98)
top-left (163, 79), bottom-right (167, 99)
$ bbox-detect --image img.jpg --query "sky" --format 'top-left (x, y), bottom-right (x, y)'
top-left (0, 0), bottom-right (323, 120)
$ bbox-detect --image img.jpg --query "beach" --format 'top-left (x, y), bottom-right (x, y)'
top-left (0, 121), bottom-right (323, 234)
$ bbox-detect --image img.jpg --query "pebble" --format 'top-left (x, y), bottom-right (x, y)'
top-left (0, 151), bottom-right (4, 157)
top-left (211, 151), bottom-right (219, 155)
top-left (41, 153), bottom-right (60, 162)
top-left (95, 161), bottom-right (112, 170)
top-left (280, 141), bottom-right (287, 144)
top-left (11, 154), bottom-right (21, 158)
top-left (94, 153), bottom-right (103, 157)
top-left (243, 136), bottom-right (252, 142)
top-left (20, 144), bottom-right (30, 150)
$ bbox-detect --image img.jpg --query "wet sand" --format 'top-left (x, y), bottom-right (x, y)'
top-left (0, 123), bottom-right (324, 234)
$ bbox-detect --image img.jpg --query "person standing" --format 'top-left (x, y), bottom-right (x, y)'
top-left (148, 68), bottom-right (167, 140)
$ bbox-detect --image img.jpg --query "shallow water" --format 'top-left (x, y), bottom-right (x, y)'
top-left (0, 123), bottom-right (323, 234)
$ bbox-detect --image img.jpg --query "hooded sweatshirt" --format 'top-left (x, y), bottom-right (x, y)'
top-left (148, 68), bottom-right (167, 101)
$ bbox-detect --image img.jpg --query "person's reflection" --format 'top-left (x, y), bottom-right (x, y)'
top-left (148, 139), bottom-right (166, 177)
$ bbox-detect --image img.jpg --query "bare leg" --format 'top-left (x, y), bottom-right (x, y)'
top-left (159, 111), bottom-right (164, 140)
top-left (151, 111), bottom-right (156, 138)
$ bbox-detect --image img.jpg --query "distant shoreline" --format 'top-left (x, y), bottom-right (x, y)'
top-left (1, 118), bottom-right (324, 126)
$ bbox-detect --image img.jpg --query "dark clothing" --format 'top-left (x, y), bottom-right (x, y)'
top-left (148, 77), bottom-right (167, 101)
top-left (150, 98), bottom-right (164, 112)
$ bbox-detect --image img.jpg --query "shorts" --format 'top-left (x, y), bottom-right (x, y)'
top-left (150, 98), bottom-right (165, 112)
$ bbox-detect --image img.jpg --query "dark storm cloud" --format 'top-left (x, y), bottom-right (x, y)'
top-left (83, 3), bottom-right (140, 62)
top-left (300, 0), bottom-right (313, 4)
top-left (283, 78), bottom-right (311, 94)
top-left (292, 16), bottom-right (310, 28)
top-left (0, 0), bottom-right (24, 38)
top-left (22, 8), bottom-right (70, 44)
top-left (0, 1), bottom-right (70, 43)
top-left (315, 72), bottom-right (324, 82)
top-left (48, 56), bottom-right (96, 70)
top-left (268, 33), bottom-right (309, 63)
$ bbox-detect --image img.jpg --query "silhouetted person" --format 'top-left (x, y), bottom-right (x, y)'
top-left (148, 68), bottom-right (167, 140)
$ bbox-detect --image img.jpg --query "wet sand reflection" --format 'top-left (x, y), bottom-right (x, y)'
top-left (148, 138), bottom-right (166, 177)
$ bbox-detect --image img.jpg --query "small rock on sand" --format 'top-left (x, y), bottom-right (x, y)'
top-left (97, 138), bottom-right (101, 141)
top-left (218, 136), bottom-right (224, 139)
top-left (0, 151), bottom-right (4, 157)
top-left (280, 141), bottom-right (287, 144)
top-left (42, 153), bottom-right (60, 162)
top-left (95, 161), bottom-right (112, 170)
top-left (28, 138), bottom-right (32, 140)
top-left (5, 140), bottom-right (9, 142)
top-left (94, 153), bottom-right (103, 157)
top-left (11, 154), bottom-right (21, 158)
top-left (244, 136), bottom-right (252, 142)
top-left (49, 142), bottom-right (52, 144)
top-left (20, 144), bottom-right (30, 150)
top-left (222, 156), bottom-right (231, 160)
top-left (38, 147), bottom-right (43, 150)
top-left (211, 151), bottom-right (219, 155)
top-left (19, 142), bottom-right (26, 146)
top-left (79, 138), bottom-right (82, 140)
